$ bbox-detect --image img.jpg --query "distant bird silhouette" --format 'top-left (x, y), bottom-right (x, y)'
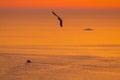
top-left (52, 11), bottom-right (63, 27)
top-left (26, 59), bottom-right (31, 63)
top-left (84, 28), bottom-right (93, 31)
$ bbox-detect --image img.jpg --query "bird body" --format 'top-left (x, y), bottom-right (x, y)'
top-left (84, 28), bottom-right (93, 31)
top-left (26, 59), bottom-right (31, 63)
top-left (52, 11), bottom-right (63, 27)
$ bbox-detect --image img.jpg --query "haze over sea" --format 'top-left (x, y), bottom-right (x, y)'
top-left (0, 8), bottom-right (120, 80)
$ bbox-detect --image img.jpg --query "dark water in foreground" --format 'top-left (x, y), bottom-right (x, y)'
top-left (0, 45), bottom-right (120, 80)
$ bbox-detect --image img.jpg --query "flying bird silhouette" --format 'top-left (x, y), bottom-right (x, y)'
top-left (52, 11), bottom-right (63, 27)
top-left (84, 28), bottom-right (93, 31)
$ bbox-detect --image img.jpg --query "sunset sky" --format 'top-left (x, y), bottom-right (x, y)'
top-left (1, 1), bottom-right (120, 80)
top-left (0, 0), bottom-right (120, 46)
top-left (0, 0), bottom-right (120, 8)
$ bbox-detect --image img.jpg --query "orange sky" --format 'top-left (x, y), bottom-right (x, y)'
top-left (0, 9), bottom-right (120, 45)
top-left (0, 0), bottom-right (120, 56)
top-left (0, 0), bottom-right (120, 8)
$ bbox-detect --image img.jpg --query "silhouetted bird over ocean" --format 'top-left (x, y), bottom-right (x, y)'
top-left (26, 59), bottom-right (31, 63)
top-left (52, 11), bottom-right (63, 27)
top-left (84, 28), bottom-right (93, 31)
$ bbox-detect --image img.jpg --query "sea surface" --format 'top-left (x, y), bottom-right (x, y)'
top-left (0, 45), bottom-right (120, 80)
top-left (0, 8), bottom-right (120, 80)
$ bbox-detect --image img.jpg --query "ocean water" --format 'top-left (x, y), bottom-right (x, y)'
top-left (0, 8), bottom-right (120, 80)
top-left (0, 45), bottom-right (120, 80)
top-left (0, 45), bottom-right (120, 56)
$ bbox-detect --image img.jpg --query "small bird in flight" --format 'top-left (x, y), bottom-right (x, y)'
top-left (52, 11), bottom-right (63, 27)
top-left (26, 59), bottom-right (32, 63)
top-left (83, 28), bottom-right (94, 31)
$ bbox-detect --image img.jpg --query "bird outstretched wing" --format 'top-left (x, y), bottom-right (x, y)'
top-left (84, 28), bottom-right (93, 31)
top-left (52, 11), bottom-right (63, 27)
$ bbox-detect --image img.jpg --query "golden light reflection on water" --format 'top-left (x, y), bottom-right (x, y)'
top-left (0, 52), bottom-right (120, 80)
top-left (0, 45), bottom-right (120, 57)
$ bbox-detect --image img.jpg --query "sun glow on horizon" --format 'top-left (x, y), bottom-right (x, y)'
top-left (0, 0), bottom-right (120, 9)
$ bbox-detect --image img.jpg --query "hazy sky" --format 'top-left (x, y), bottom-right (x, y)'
top-left (0, 0), bottom-right (120, 46)
top-left (0, 9), bottom-right (120, 45)
top-left (0, 0), bottom-right (120, 9)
